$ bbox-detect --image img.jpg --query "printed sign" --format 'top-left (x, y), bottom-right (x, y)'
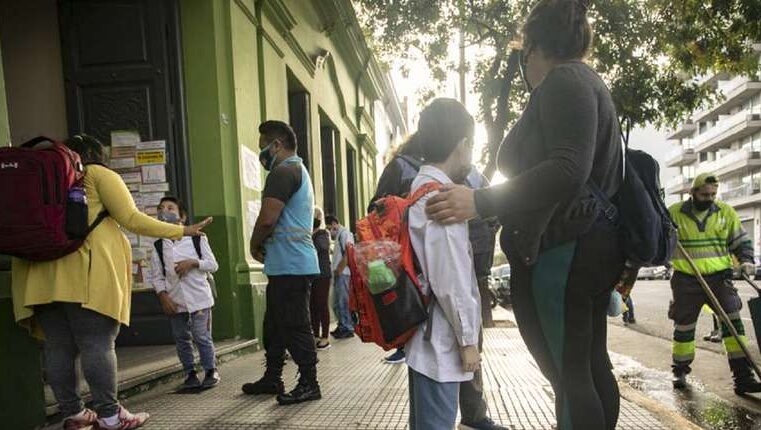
top-left (241, 146), bottom-right (262, 191)
top-left (140, 182), bottom-right (170, 193)
top-left (111, 146), bottom-right (136, 159)
top-left (141, 165), bottom-right (166, 184)
top-left (137, 140), bottom-right (166, 151)
top-left (111, 130), bottom-right (140, 147)
top-left (136, 150), bottom-right (166, 166)
top-left (110, 157), bottom-right (135, 170)
top-left (120, 171), bottom-right (142, 184)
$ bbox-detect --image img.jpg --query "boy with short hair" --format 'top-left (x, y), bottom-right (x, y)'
top-left (150, 196), bottom-right (221, 390)
top-left (406, 98), bottom-right (482, 429)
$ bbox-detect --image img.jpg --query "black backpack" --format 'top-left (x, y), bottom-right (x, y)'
top-left (153, 236), bottom-right (217, 297)
top-left (591, 119), bottom-right (678, 267)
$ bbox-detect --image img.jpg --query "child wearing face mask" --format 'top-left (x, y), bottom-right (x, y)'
top-left (150, 196), bottom-right (221, 390)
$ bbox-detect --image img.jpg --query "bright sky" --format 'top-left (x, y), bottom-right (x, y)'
top-left (388, 37), bottom-right (507, 184)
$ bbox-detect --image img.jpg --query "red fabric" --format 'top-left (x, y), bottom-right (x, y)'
top-left (348, 182), bottom-right (441, 350)
top-left (0, 138), bottom-right (86, 260)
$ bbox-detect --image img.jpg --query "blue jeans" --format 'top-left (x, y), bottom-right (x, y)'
top-left (169, 308), bottom-right (216, 372)
top-left (408, 368), bottom-right (459, 430)
top-left (333, 274), bottom-right (354, 332)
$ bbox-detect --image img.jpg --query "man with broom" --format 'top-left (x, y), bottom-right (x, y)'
top-left (668, 173), bottom-right (761, 394)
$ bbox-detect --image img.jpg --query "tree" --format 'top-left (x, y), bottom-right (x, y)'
top-left (354, 0), bottom-right (761, 179)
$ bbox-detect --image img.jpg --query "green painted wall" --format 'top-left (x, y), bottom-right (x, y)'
top-left (0, 44), bottom-right (45, 428)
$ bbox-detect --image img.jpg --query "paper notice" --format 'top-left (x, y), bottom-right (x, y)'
top-left (111, 146), bottom-right (136, 159)
top-left (120, 171), bottom-right (142, 184)
top-left (136, 149), bottom-right (166, 166)
top-left (142, 192), bottom-right (165, 207)
top-left (111, 130), bottom-right (140, 147)
top-left (110, 157), bottom-right (135, 170)
top-left (247, 200), bottom-right (261, 232)
top-left (126, 182), bottom-right (140, 192)
top-left (132, 263), bottom-right (140, 275)
top-left (125, 232), bottom-right (139, 246)
top-left (137, 140), bottom-right (166, 151)
top-left (141, 165), bottom-right (166, 184)
top-left (140, 182), bottom-right (170, 193)
top-left (241, 146), bottom-right (262, 191)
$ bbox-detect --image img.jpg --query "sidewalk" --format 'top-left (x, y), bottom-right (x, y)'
top-left (103, 316), bottom-right (673, 429)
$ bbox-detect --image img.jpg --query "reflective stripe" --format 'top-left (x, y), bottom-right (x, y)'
top-left (673, 340), bottom-right (695, 357)
top-left (723, 335), bottom-right (748, 353)
top-left (675, 323), bottom-right (697, 331)
top-left (675, 248), bottom-right (728, 259)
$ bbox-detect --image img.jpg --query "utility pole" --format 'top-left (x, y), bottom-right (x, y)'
top-left (458, 0), bottom-right (466, 105)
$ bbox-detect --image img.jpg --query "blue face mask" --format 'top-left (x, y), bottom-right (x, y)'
top-left (158, 211), bottom-right (180, 224)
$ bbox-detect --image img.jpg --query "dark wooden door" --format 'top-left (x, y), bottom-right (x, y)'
top-left (59, 0), bottom-right (190, 205)
top-left (320, 126), bottom-right (337, 216)
top-left (289, 91), bottom-right (311, 170)
top-left (346, 145), bottom-right (358, 232)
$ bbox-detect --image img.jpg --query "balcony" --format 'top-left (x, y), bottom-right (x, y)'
top-left (721, 182), bottom-right (761, 209)
top-left (696, 149), bottom-right (761, 178)
top-left (693, 77), bottom-right (761, 123)
top-left (665, 174), bottom-right (693, 196)
top-left (693, 110), bottom-right (761, 153)
top-left (665, 146), bottom-right (697, 167)
top-left (666, 122), bottom-right (697, 141)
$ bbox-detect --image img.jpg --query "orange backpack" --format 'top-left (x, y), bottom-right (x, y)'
top-left (347, 182), bottom-right (441, 350)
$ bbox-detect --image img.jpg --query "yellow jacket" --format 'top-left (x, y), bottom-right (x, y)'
top-left (11, 164), bottom-right (184, 337)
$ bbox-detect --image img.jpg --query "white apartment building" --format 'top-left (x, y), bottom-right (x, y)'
top-left (666, 72), bottom-right (761, 258)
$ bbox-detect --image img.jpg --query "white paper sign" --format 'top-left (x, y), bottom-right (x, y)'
top-left (141, 165), bottom-right (166, 184)
top-left (136, 140), bottom-right (166, 151)
top-left (140, 182), bottom-right (170, 193)
top-left (142, 192), bottom-right (165, 208)
top-left (111, 130), bottom-right (140, 147)
top-left (110, 157), bottom-right (135, 170)
top-left (247, 200), bottom-right (261, 232)
top-left (241, 146), bottom-right (262, 191)
top-left (121, 171), bottom-right (142, 184)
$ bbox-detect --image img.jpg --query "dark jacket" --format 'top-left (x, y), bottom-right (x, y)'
top-left (474, 62), bottom-right (623, 266)
top-left (313, 229), bottom-right (331, 278)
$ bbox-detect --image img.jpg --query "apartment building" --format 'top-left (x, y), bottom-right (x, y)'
top-left (666, 72), bottom-right (761, 258)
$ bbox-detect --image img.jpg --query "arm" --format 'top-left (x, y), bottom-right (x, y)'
top-left (250, 198), bottom-right (285, 261)
top-left (474, 67), bottom-right (599, 218)
top-left (727, 209), bottom-right (754, 264)
top-left (95, 168), bottom-right (184, 239)
top-left (416, 206), bottom-right (480, 347)
top-left (198, 236), bottom-right (219, 273)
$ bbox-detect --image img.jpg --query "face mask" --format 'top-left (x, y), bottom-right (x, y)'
top-left (693, 199), bottom-right (713, 211)
top-left (313, 218), bottom-right (321, 230)
top-left (158, 211), bottom-right (180, 224)
top-left (259, 141), bottom-right (280, 171)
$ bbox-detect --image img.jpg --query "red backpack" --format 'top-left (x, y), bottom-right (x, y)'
top-left (347, 182), bottom-right (441, 350)
top-left (0, 137), bottom-right (108, 261)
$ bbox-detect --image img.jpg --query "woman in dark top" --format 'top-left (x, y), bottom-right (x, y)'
top-left (310, 207), bottom-right (332, 350)
top-left (426, 1), bottom-right (625, 428)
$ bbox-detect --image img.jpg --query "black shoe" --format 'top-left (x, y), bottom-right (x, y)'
top-left (335, 329), bottom-right (354, 339)
top-left (276, 382), bottom-right (322, 405)
top-left (242, 377), bottom-right (285, 395)
top-left (202, 369), bottom-right (220, 388)
top-left (460, 416), bottom-right (510, 430)
top-left (180, 371), bottom-right (202, 390)
top-left (672, 372), bottom-right (687, 389)
top-left (734, 375), bottom-right (761, 395)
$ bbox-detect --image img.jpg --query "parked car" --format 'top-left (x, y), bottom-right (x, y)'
top-left (637, 266), bottom-right (668, 280)
top-left (490, 264), bottom-right (512, 307)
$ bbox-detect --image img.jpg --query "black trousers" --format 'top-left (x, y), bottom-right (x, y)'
top-left (510, 219), bottom-right (624, 430)
top-left (263, 275), bottom-right (317, 380)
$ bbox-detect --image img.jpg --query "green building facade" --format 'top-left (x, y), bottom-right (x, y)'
top-left (0, 1), bottom-right (405, 427)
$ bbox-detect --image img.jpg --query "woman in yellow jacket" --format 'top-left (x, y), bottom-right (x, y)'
top-left (11, 135), bottom-right (212, 430)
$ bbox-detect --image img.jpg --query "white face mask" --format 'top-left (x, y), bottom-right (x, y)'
top-left (158, 211), bottom-right (180, 224)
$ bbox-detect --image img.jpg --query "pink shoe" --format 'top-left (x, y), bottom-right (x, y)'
top-left (96, 407), bottom-right (149, 430)
top-left (63, 408), bottom-right (97, 430)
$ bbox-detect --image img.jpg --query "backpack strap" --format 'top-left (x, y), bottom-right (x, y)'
top-left (408, 182), bottom-right (442, 204)
top-left (192, 235), bottom-right (203, 260)
top-left (153, 239), bottom-right (166, 277)
top-left (85, 210), bottom-right (109, 236)
top-left (588, 180), bottom-right (619, 223)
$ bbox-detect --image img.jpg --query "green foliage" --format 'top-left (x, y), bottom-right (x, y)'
top-left (354, 0), bottom-right (761, 177)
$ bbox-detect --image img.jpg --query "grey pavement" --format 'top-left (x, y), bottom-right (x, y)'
top-left (614, 280), bottom-right (760, 362)
top-left (111, 315), bottom-right (671, 430)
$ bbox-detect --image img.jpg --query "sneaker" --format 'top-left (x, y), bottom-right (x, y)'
top-left (335, 329), bottom-right (354, 339)
top-left (241, 377), bottom-right (285, 395)
top-left (734, 375), bottom-right (761, 395)
top-left (384, 349), bottom-right (406, 364)
top-left (709, 333), bottom-right (722, 343)
top-left (276, 382), bottom-right (322, 405)
top-left (180, 371), bottom-right (202, 390)
top-left (628, 318), bottom-right (636, 324)
top-left (96, 407), bottom-right (149, 430)
top-left (63, 408), bottom-right (97, 430)
top-left (459, 416), bottom-right (510, 430)
top-left (672, 373), bottom-right (687, 389)
top-left (703, 330), bottom-right (720, 342)
top-left (202, 369), bottom-right (220, 389)
top-left (316, 340), bottom-right (331, 351)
